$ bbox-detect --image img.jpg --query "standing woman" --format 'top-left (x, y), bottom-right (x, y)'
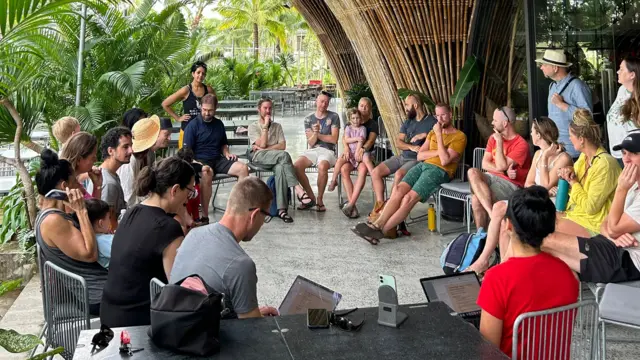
top-left (162, 61), bottom-right (216, 148)
top-left (607, 56), bottom-right (640, 167)
top-left (330, 97), bottom-right (378, 218)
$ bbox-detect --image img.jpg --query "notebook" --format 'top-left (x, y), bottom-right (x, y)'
top-left (278, 275), bottom-right (342, 316)
top-left (420, 273), bottom-right (482, 328)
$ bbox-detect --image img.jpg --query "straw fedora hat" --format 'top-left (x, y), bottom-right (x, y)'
top-left (131, 115), bottom-right (161, 153)
top-left (535, 49), bottom-right (572, 67)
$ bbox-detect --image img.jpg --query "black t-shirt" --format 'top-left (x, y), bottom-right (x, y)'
top-left (100, 204), bottom-right (184, 328)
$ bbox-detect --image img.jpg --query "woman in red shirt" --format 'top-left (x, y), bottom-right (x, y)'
top-left (477, 186), bottom-right (578, 359)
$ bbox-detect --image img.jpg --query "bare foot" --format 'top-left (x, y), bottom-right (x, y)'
top-left (465, 258), bottom-right (490, 275)
top-left (328, 181), bottom-right (337, 192)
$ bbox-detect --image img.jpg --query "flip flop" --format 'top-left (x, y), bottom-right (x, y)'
top-left (315, 204), bottom-right (327, 212)
top-left (351, 226), bottom-right (379, 245)
top-left (354, 222), bottom-right (384, 241)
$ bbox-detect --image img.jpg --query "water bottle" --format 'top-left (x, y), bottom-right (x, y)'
top-left (428, 204), bottom-right (436, 232)
top-left (117, 209), bottom-right (127, 224)
top-left (555, 179), bottom-right (570, 212)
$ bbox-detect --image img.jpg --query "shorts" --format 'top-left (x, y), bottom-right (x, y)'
top-left (577, 235), bottom-right (640, 283)
top-left (301, 147), bottom-right (337, 166)
top-left (401, 163), bottom-right (450, 202)
top-left (382, 155), bottom-right (418, 174)
top-left (198, 156), bottom-right (236, 175)
top-left (482, 173), bottom-right (519, 201)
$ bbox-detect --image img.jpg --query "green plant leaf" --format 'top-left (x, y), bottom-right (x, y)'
top-left (28, 347), bottom-right (64, 360)
top-left (0, 329), bottom-right (41, 353)
top-left (449, 55), bottom-right (481, 108)
top-left (397, 88), bottom-right (436, 111)
top-left (0, 279), bottom-right (22, 297)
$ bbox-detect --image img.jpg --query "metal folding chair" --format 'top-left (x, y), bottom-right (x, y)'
top-left (597, 283), bottom-right (640, 360)
top-left (436, 147), bottom-right (485, 234)
top-left (149, 277), bottom-right (166, 302)
top-left (42, 261), bottom-right (91, 360)
top-left (512, 301), bottom-right (599, 360)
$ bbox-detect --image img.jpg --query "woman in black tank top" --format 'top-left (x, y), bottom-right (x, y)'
top-left (162, 61), bottom-right (216, 134)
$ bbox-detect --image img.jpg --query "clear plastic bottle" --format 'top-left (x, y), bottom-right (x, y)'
top-left (117, 209), bottom-right (127, 224)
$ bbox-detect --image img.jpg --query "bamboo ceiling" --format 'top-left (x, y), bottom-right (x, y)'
top-left (290, 0), bottom-right (367, 93)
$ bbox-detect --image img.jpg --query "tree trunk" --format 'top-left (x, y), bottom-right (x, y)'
top-left (0, 98), bottom-right (38, 230)
top-left (253, 22), bottom-right (259, 61)
top-left (22, 140), bottom-right (44, 154)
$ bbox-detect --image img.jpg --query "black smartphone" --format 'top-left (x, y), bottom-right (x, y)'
top-left (45, 189), bottom-right (68, 201)
top-left (307, 308), bottom-right (329, 329)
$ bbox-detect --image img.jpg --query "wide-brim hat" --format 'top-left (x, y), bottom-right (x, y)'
top-left (131, 115), bottom-right (161, 153)
top-left (535, 49), bottom-right (572, 67)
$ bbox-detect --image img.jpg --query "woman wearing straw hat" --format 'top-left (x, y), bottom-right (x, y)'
top-left (118, 115), bottom-right (172, 207)
top-left (536, 49), bottom-right (592, 160)
top-left (162, 61), bottom-right (216, 149)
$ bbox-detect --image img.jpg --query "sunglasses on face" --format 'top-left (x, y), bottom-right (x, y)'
top-left (249, 207), bottom-right (272, 223)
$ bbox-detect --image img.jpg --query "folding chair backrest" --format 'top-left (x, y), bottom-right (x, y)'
top-left (377, 116), bottom-right (388, 139)
top-left (43, 261), bottom-right (91, 360)
top-left (512, 300), bottom-right (598, 360)
top-left (150, 277), bottom-right (166, 302)
top-left (472, 148), bottom-right (486, 171)
top-left (453, 150), bottom-right (467, 181)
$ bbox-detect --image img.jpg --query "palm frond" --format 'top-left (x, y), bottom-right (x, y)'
top-left (98, 60), bottom-right (147, 97)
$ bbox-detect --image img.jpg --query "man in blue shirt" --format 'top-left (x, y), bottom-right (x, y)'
top-left (536, 49), bottom-right (592, 158)
top-left (183, 94), bottom-right (249, 220)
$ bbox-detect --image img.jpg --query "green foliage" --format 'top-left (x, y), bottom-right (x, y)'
top-left (450, 55), bottom-right (481, 108)
top-left (0, 159), bottom-right (39, 244)
top-left (0, 329), bottom-right (41, 353)
top-left (208, 58), bottom-right (286, 99)
top-left (345, 83), bottom-right (379, 120)
top-left (0, 279), bottom-right (22, 297)
top-left (29, 347), bottom-right (65, 360)
top-left (397, 88), bottom-right (436, 112)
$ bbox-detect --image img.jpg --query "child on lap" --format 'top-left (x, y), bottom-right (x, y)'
top-left (328, 108), bottom-right (367, 192)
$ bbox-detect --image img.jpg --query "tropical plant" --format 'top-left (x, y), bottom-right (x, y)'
top-left (217, 0), bottom-right (287, 60)
top-left (0, 159), bottom-right (40, 245)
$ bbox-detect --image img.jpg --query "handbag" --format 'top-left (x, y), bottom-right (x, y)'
top-left (149, 275), bottom-right (223, 356)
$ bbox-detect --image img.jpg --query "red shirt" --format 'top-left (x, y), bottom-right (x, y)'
top-left (477, 252), bottom-right (578, 359)
top-left (485, 135), bottom-right (531, 187)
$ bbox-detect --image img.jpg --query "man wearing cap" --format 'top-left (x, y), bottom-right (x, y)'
top-left (118, 115), bottom-right (174, 207)
top-left (536, 49), bottom-right (592, 159)
top-left (248, 98), bottom-right (298, 223)
top-left (542, 132), bottom-right (640, 283)
top-left (468, 106), bottom-right (532, 230)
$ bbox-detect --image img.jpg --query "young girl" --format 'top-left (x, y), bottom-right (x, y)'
top-left (78, 199), bottom-right (113, 269)
top-left (328, 109), bottom-right (366, 215)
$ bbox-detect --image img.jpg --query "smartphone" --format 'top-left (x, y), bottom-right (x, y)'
top-left (379, 274), bottom-right (397, 291)
top-left (45, 189), bottom-right (68, 201)
top-left (379, 274), bottom-right (399, 305)
top-left (307, 308), bottom-right (329, 329)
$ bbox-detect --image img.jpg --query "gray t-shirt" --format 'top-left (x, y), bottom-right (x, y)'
top-left (304, 111), bottom-right (340, 152)
top-left (399, 115), bottom-right (437, 159)
top-left (100, 168), bottom-right (127, 215)
top-left (170, 223), bottom-right (258, 316)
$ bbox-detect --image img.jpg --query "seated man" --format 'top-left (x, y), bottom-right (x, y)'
top-left (293, 91), bottom-right (339, 212)
top-left (368, 94), bottom-right (436, 221)
top-left (542, 133), bottom-right (640, 283)
top-left (477, 186), bottom-right (578, 359)
top-left (170, 177), bottom-right (279, 319)
top-left (248, 98), bottom-right (298, 223)
top-left (352, 103), bottom-right (466, 244)
top-left (468, 106), bottom-right (531, 230)
top-left (183, 93), bottom-right (249, 219)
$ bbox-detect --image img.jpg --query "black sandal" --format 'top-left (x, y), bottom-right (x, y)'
top-left (296, 193), bottom-right (316, 210)
top-left (278, 210), bottom-right (294, 223)
top-left (351, 226), bottom-right (379, 245)
top-left (353, 223), bottom-right (384, 245)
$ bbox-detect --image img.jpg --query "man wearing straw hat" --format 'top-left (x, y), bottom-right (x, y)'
top-left (536, 49), bottom-right (592, 159)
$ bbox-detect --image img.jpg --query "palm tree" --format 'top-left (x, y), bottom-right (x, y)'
top-left (217, 0), bottom-right (286, 61)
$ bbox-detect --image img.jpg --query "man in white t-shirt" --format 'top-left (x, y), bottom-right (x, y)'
top-left (542, 132), bottom-right (640, 283)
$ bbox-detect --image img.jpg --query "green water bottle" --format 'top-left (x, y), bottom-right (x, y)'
top-left (556, 179), bottom-right (569, 212)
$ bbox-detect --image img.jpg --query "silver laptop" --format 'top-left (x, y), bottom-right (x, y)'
top-left (278, 275), bottom-right (342, 316)
top-left (420, 273), bottom-right (482, 327)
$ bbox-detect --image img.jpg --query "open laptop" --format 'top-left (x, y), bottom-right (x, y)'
top-left (420, 273), bottom-right (482, 328)
top-left (278, 275), bottom-right (342, 316)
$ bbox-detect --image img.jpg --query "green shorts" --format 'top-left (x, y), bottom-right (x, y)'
top-left (401, 163), bottom-right (450, 202)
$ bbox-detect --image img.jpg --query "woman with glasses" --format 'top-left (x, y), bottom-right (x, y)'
top-left (555, 109), bottom-right (621, 237)
top-left (100, 157), bottom-right (195, 327)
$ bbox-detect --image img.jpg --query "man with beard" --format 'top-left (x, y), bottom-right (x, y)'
top-left (91, 127), bottom-right (134, 230)
top-left (368, 94), bottom-right (436, 221)
top-left (248, 98), bottom-right (298, 223)
top-left (468, 106), bottom-right (531, 231)
top-left (353, 104), bottom-right (466, 245)
top-left (170, 177), bottom-right (279, 319)
top-left (183, 94), bottom-right (249, 185)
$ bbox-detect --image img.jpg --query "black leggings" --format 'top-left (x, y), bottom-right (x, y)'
top-left (89, 303), bottom-right (101, 317)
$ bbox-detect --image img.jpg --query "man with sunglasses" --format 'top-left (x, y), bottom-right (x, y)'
top-left (468, 106), bottom-right (532, 230)
top-left (171, 177), bottom-right (279, 319)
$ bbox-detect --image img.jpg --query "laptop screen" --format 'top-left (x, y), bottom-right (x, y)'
top-left (278, 276), bottom-right (342, 316)
top-left (420, 273), bottom-right (481, 314)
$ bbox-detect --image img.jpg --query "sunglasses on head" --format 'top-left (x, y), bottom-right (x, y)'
top-left (499, 107), bottom-right (512, 122)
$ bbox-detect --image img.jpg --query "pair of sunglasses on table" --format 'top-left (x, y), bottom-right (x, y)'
top-left (91, 324), bottom-right (143, 355)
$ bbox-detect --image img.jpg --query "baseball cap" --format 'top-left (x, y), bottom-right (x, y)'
top-left (613, 132), bottom-right (640, 153)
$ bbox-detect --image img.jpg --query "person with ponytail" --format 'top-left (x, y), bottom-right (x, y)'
top-left (608, 56), bottom-right (640, 166)
top-left (35, 149), bottom-right (107, 316)
top-left (100, 157), bottom-right (196, 328)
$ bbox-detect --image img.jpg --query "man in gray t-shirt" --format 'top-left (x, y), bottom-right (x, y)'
top-left (170, 177), bottom-right (278, 319)
top-left (97, 127), bottom-right (133, 229)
